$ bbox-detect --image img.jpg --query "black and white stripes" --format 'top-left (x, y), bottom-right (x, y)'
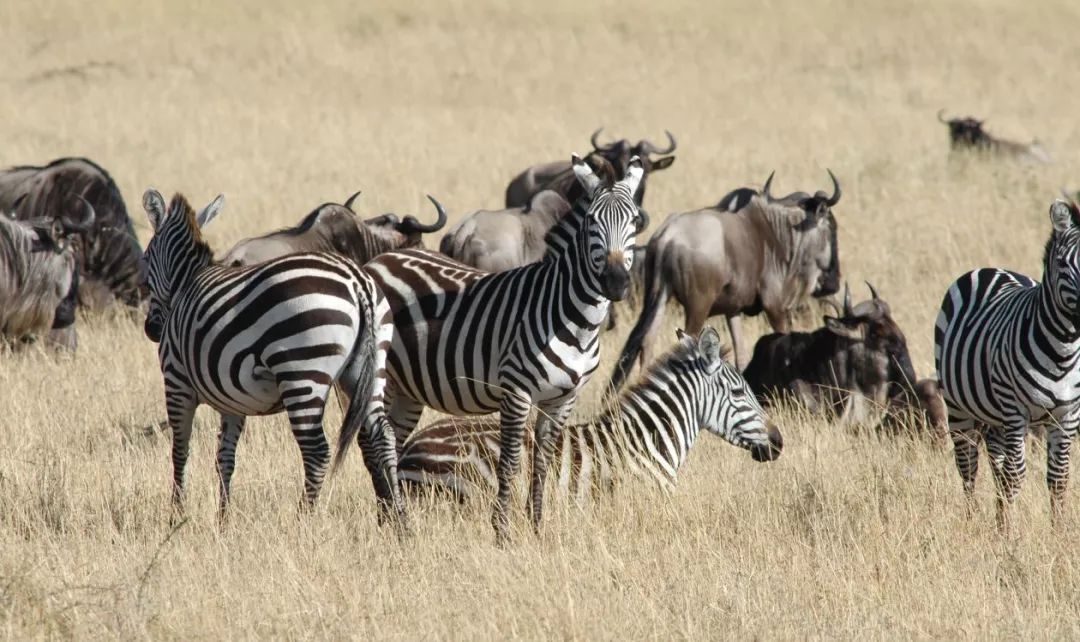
top-left (935, 199), bottom-right (1080, 527)
top-left (361, 154), bottom-right (642, 541)
top-left (140, 190), bottom-right (405, 523)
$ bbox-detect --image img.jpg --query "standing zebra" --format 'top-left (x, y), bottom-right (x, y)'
top-left (397, 327), bottom-right (783, 500)
top-left (140, 189), bottom-right (405, 525)
top-left (935, 199), bottom-right (1080, 529)
top-left (357, 154), bottom-right (643, 541)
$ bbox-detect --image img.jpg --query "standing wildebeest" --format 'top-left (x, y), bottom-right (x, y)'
top-left (504, 128), bottom-right (676, 208)
top-left (741, 283), bottom-right (916, 425)
top-left (0, 158), bottom-right (144, 309)
top-left (0, 200), bottom-right (94, 349)
top-left (220, 191), bottom-right (447, 267)
top-left (937, 110), bottom-right (1051, 165)
top-left (610, 171), bottom-right (842, 387)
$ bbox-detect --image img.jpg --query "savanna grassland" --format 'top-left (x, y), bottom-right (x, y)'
top-left (2, 0), bottom-right (1080, 638)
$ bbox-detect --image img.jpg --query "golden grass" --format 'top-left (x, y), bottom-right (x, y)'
top-left (3, 0), bottom-right (1080, 637)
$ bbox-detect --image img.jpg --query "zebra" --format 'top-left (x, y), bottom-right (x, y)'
top-left (396, 327), bottom-right (783, 500)
top-left (935, 199), bottom-right (1080, 529)
top-left (357, 154), bottom-right (644, 542)
top-left (139, 189), bottom-right (405, 525)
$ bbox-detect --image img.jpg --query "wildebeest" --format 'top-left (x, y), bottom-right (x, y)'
top-left (220, 191), bottom-right (447, 267)
top-left (609, 171), bottom-right (843, 387)
top-left (504, 128), bottom-right (676, 208)
top-left (878, 378), bottom-right (949, 443)
top-left (937, 110), bottom-right (1051, 165)
top-left (0, 200), bottom-right (94, 349)
top-left (0, 158), bottom-right (144, 309)
top-left (740, 283), bottom-right (916, 425)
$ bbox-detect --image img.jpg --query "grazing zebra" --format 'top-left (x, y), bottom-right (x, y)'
top-left (935, 199), bottom-right (1080, 529)
top-left (397, 327), bottom-right (783, 500)
top-left (140, 189), bottom-right (405, 525)
top-left (358, 154), bottom-right (643, 541)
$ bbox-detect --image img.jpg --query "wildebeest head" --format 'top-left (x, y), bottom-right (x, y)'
top-left (674, 327), bottom-right (783, 462)
top-left (359, 192), bottom-right (448, 249)
top-left (590, 128), bottom-right (676, 203)
top-left (141, 190), bottom-right (224, 343)
top-left (937, 109), bottom-right (991, 149)
top-left (824, 281), bottom-right (915, 393)
top-left (764, 170), bottom-right (843, 298)
top-left (571, 153), bottom-right (643, 302)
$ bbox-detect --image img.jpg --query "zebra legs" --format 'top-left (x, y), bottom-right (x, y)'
top-left (492, 389), bottom-right (532, 544)
top-left (354, 413), bottom-right (409, 529)
top-left (985, 425), bottom-right (1027, 534)
top-left (528, 400), bottom-right (575, 535)
top-left (1046, 423), bottom-right (1075, 527)
top-left (948, 417), bottom-right (982, 516)
top-left (280, 387), bottom-right (332, 509)
top-left (216, 414), bottom-right (246, 521)
top-left (165, 391), bottom-right (197, 523)
top-left (387, 392), bottom-right (425, 457)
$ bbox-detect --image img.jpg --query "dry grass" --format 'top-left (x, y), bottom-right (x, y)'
top-left (3, 0), bottom-right (1080, 638)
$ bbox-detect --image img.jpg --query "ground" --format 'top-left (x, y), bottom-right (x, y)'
top-left (2, 0), bottom-right (1080, 638)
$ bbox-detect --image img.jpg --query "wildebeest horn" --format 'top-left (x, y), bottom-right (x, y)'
top-left (842, 282), bottom-right (852, 316)
top-left (343, 190), bottom-right (362, 211)
top-left (825, 169), bottom-right (841, 206)
top-left (590, 127), bottom-right (614, 152)
top-left (762, 171), bottom-right (775, 200)
top-left (61, 195), bottom-right (96, 235)
top-left (635, 207), bottom-right (650, 233)
top-left (821, 297), bottom-right (842, 316)
top-left (641, 130), bottom-right (677, 156)
top-left (865, 280), bottom-right (880, 301)
top-left (398, 195), bottom-right (447, 235)
top-left (937, 108), bottom-right (948, 124)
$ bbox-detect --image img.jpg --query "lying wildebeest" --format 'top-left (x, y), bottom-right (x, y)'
top-left (0, 200), bottom-right (94, 349)
top-left (937, 110), bottom-right (1051, 165)
top-left (740, 283), bottom-right (916, 425)
top-left (0, 157), bottom-right (144, 309)
top-left (504, 128), bottom-right (676, 208)
top-left (877, 378), bottom-right (948, 442)
top-left (439, 190), bottom-right (648, 329)
top-left (220, 191), bottom-right (447, 267)
top-left (609, 171), bottom-right (842, 387)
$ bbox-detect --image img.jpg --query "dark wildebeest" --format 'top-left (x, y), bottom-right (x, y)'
top-left (439, 190), bottom-right (648, 329)
top-left (220, 191), bottom-right (447, 267)
top-left (0, 158), bottom-right (144, 310)
top-left (878, 378), bottom-right (949, 443)
top-left (740, 283), bottom-right (917, 425)
top-left (504, 128), bottom-right (676, 208)
top-left (0, 200), bottom-right (94, 350)
top-left (937, 110), bottom-right (1051, 165)
top-left (609, 171), bottom-right (843, 388)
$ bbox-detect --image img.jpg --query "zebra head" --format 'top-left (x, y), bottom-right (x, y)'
top-left (140, 189), bottom-right (224, 342)
top-left (680, 327), bottom-right (783, 462)
top-left (572, 153), bottom-right (644, 301)
top-left (1046, 199), bottom-right (1080, 323)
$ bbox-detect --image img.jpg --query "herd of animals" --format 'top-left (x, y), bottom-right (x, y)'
top-left (0, 112), bottom-right (1074, 540)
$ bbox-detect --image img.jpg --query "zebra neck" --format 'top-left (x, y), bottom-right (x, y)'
top-left (1035, 284), bottom-right (1080, 348)
top-left (537, 203), bottom-right (608, 314)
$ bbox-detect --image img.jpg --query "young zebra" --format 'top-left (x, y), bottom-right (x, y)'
top-left (358, 155), bottom-right (643, 542)
top-left (140, 190), bottom-right (405, 524)
top-left (397, 327), bottom-right (783, 500)
top-left (935, 199), bottom-right (1080, 529)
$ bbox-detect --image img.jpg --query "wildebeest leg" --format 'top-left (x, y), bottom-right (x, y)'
top-left (764, 306), bottom-right (791, 334)
top-left (726, 314), bottom-right (747, 370)
top-left (949, 416), bottom-right (982, 517)
top-left (493, 388), bottom-right (532, 545)
top-left (216, 414), bottom-right (246, 522)
top-left (985, 422), bottom-right (1027, 536)
top-left (165, 390), bottom-right (198, 524)
top-left (1046, 418), bottom-right (1076, 528)
top-left (528, 399), bottom-right (574, 536)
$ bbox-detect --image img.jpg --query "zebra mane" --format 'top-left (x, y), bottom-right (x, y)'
top-left (620, 336), bottom-right (732, 400)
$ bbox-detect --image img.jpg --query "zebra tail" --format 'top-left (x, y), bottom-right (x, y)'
top-left (609, 243), bottom-right (668, 393)
top-left (331, 297), bottom-right (381, 477)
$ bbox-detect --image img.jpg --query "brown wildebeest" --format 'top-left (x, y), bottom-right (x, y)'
top-left (220, 191), bottom-right (447, 267)
top-left (609, 171), bottom-right (843, 388)
top-left (0, 157), bottom-right (144, 310)
top-left (0, 199), bottom-right (94, 350)
top-left (504, 128), bottom-right (675, 208)
top-left (740, 283), bottom-right (917, 426)
top-left (937, 110), bottom-right (1051, 164)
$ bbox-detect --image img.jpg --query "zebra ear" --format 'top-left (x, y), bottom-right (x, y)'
top-left (196, 194), bottom-right (225, 229)
top-left (143, 189), bottom-right (166, 231)
top-left (698, 326), bottom-right (724, 367)
top-left (1050, 199), bottom-right (1079, 233)
top-left (621, 156), bottom-right (645, 196)
top-left (572, 153), bottom-right (602, 198)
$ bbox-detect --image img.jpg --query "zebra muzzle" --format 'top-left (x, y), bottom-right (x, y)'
top-left (750, 424), bottom-right (784, 462)
top-left (144, 314), bottom-right (164, 343)
top-left (601, 260), bottom-right (630, 302)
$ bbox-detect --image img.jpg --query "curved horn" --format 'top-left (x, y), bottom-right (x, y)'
top-left (821, 297), bottom-right (842, 317)
top-left (842, 282), bottom-right (852, 317)
top-left (865, 280), bottom-right (880, 302)
top-left (61, 195), bottom-right (96, 234)
top-left (398, 195), bottom-right (448, 235)
top-left (937, 108), bottom-right (948, 124)
top-left (762, 171), bottom-right (775, 201)
top-left (343, 190), bottom-right (362, 211)
top-left (590, 127), bottom-right (614, 152)
top-left (825, 169), bottom-right (841, 206)
top-left (634, 207), bottom-right (650, 233)
top-left (641, 130), bottom-right (677, 156)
